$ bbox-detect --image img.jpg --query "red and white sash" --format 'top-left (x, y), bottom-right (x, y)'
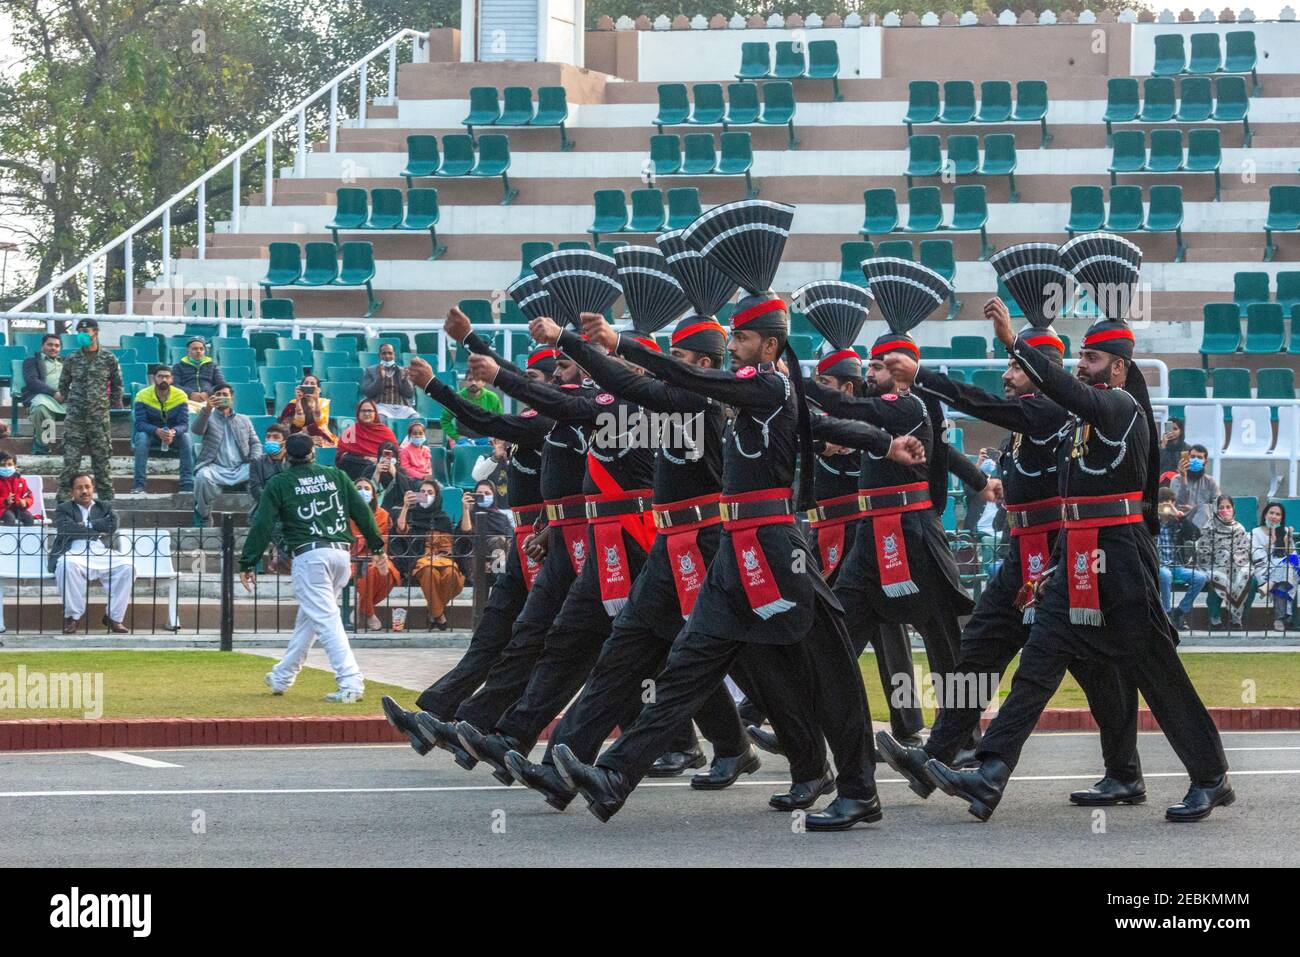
top-left (721, 488), bottom-right (795, 620)
top-left (860, 482), bottom-right (931, 598)
top-left (654, 493), bottom-right (721, 619)
top-left (1062, 492), bottom-right (1144, 626)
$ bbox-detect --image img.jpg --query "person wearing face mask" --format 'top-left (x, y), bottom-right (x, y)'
top-left (1170, 444), bottom-right (1220, 529)
top-left (398, 422), bottom-right (432, 480)
top-left (337, 399), bottom-right (398, 480)
top-left (1252, 501), bottom-right (1298, 631)
top-left (1196, 495), bottom-right (1253, 629)
top-left (392, 478), bottom-right (464, 629)
top-left (1154, 486), bottom-right (1206, 632)
top-left (0, 452), bottom-right (37, 525)
top-left (371, 440), bottom-right (415, 513)
top-left (57, 317), bottom-right (124, 503)
top-left (249, 424), bottom-right (291, 573)
top-left (361, 342), bottom-right (418, 420)
top-left (190, 384), bottom-right (262, 528)
top-left (351, 477), bottom-right (401, 631)
top-left (171, 337), bottom-right (228, 408)
top-left (455, 479), bottom-right (513, 581)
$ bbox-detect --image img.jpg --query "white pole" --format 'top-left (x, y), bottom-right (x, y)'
top-left (329, 84), bottom-right (338, 152)
top-left (359, 62), bottom-right (368, 128)
top-left (162, 207), bottom-right (171, 281)
top-left (231, 156), bottom-right (241, 233)
top-left (86, 261), bottom-right (95, 314)
top-left (197, 181), bottom-right (206, 260)
top-left (388, 44), bottom-right (397, 101)
top-left (124, 235), bottom-right (134, 315)
top-left (296, 107), bottom-right (307, 177)
top-left (265, 137), bottom-right (274, 207)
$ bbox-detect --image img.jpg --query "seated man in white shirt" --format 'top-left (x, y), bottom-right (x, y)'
top-left (48, 473), bottom-right (134, 634)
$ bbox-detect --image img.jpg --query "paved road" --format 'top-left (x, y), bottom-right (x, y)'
top-left (0, 730), bottom-right (1295, 867)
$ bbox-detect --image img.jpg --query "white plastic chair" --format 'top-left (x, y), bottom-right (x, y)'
top-left (0, 526), bottom-right (53, 632)
top-left (114, 528), bottom-right (180, 631)
top-left (1221, 405), bottom-right (1273, 460)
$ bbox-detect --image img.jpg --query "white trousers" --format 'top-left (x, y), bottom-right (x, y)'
top-left (56, 554), bottom-right (134, 622)
top-left (377, 403), bottom-right (419, 420)
top-left (270, 547), bottom-right (363, 694)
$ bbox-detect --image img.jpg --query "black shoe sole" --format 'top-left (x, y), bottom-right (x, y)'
top-left (456, 725), bottom-right (513, 784)
top-left (804, 807), bottom-right (884, 831)
top-left (690, 752), bottom-right (761, 791)
top-left (1069, 792), bottom-right (1147, 807)
top-left (646, 752), bottom-right (707, 778)
top-left (1166, 789), bottom-right (1235, 822)
top-left (769, 777), bottom-right (836, 811)
top-left (924, 760), bottom-right (995, 822)
top-left (381, 697), bottom-right (433, 757)
top-left (875, 732), bottom-right (935, 800)
top-left (504, 752), bottom-right (574, 811)
top-left (745, 725), bottom-right (784, 756)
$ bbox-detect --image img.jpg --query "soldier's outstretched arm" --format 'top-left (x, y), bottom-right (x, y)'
top-left (614, 335), bottom-right (786, 411)
top-left (557, 329), bottom-right (707, 414)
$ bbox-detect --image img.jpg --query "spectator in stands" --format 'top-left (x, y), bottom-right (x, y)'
top-left (454, 479), bottom-right (513, 581)
top-left (362, 343), bottom-right (418, 420)
top-left (1159, 416), bottom-right (1189, 475)
top-left (49, 473), bottom-right (133, 634)
top-left (399, 421), bottom-right (432, 480)
top-left (1197, 494), bottom-right (1253, 629)
top-left (351, 476), bottom-right (401, 632)
top-left (1170, 443), bottom-right (1219, 528)
top-left (439, 371), bottom-right (501, 446)
top-left (0, 451), bottom-right (37, 525)
top-left (131, 365), bottom-right (194, 495)
top-left (337, 399), bottom-right (398, 480)
top-left (1252, 501), bottom-right (1298, 632)
top-left (191, 384), bottom-right (262, 528)
top-left (58, 317), bottom-right (124, 503)
top-left (21, 333), bottom-right (65, 454)
top-left (172, 337), bottom-right (228, 407)
top-left (372, 440), bottom-right (414, 512)
top-left (471, 437), bottom-right (511, 507)
top-left (1155, 486), bottom-right (1206, 632)
top-left (277, 374), bottom-right (335, 446)
top-left (391, 477), bottom-right (463, 630)
top-left (249, 423), bottom-right (290, 573)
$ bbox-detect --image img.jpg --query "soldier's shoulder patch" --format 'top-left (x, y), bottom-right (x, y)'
top-left (736, 366), bottom-right (757, 379)
top-left (520, 409), bottom-right (538, 418)
top-left (882, 393), bottom-right (898, 401)
top-left (595, 392), bottom-right (615, 405)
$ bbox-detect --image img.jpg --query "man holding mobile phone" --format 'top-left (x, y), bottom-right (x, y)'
top-left (191, 384), bottom-right (262, 527)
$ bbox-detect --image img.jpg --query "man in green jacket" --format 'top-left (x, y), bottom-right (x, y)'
top-left (240, 433), bottom-right (386, 702)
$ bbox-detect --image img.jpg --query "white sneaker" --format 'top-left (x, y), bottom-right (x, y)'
top-left (265, 673), bottom-right (285, 696)
top-left (324, 689), bottom-right (363, 704)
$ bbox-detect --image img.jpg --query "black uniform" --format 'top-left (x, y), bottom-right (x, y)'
top-left (912, 367), bottom-right (1140, 776)
top-left (976, 343), bottom-right (1228, 783)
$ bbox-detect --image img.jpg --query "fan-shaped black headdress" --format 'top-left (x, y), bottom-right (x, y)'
top-left (531, 249), bottom-right (623, 328)
top-left (861, 258), bottom-right (951, 358)
top-left (792, 280), bottom-right (874, 380)
top-left (613, 245), bottom-right (691, 337)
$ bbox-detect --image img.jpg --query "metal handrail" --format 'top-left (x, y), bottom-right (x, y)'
top-left (6, 28), bottom-right (428, 317)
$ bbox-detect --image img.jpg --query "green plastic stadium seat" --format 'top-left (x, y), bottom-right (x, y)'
top-left (1152, 34), bottom-right (1186, 77)
top-left (367, 188), bottom-right (403, 230)
top-left (920, 240), bottom-right (960, 318)
top-left (1103, 78), bottom-right (1140, 136)
top-left (1276, 272), bottom-right (1300, 316)
top-left (1233, 271), bottom-right (1271, 317)
top-left (471, 134), bottom-right (517, 205)
top-left (629, 189), bottom-right (666, 232)
top-left (905, 135), bottom-right (942, 186)
top-left (950, 336), bottom-right (987, 359)
top-left (1139, 77), bottom-right (1176, 123)
top-left (1244, 303), bottom-right (1286, 354)
top-left (462, 87), bottom-right (500, 139)
top-left (772, 41), bottom-right (805, 80)
top-left (861, 188), bottom-right (899, 239)
top-left (736, 42), bottom-right (771, 81)
top-left (1146, 130), bottom-right (1183, 172)
top-left (321, 382), bottom-right (359, 414)
top-left (498, 87), bottom-right (534, 126)
top-left (759, 81), bottom-right (798, 150)
top-left (1067, 185), bottom-right (1106, 236)
top-left (946, 135), bottom-right (980, 177)
top-left (681, 133), bottom-right (718, 175)
top-left (1175, 76), bottom-right (1212, 122)
top-left (589, 190), bottom-right (628, 243)
top-left (267, 350), bottom-right (306, 370)
top-left (689, 83), bottom-right (725, 126)
top-left (457, 299), bottom-right (493, 327)
top-left (185, 297), bottom-right (218, 318)
top-left (1223, 31), bottom-right (1259, 94)
top-left (1109, 131), bottom-right (1146, 184)
top-left (219, 348), bottom-right (256, 371)
top-left (940, 81), bottom-right (976, 124)
top-left (839, 241), bottom-right (872, 286)
top-left (1199, 303), bottom-right (1243, 363)
top-left (806, 40), bottom-right (842, 101)
top-left (1212, 76), bottom-right (1251, 147)
top-left (1012, 80), bottom-right (1051, 147)
top-left (1146, 185), bottom-right (1186, 262)
top-left (1185, 128), bottom-right (1222, 201)
top-left (718, 133), bottom-right (757, 198)
top-left (650, 134), bottom-right (682, 176)
top-left (972, 369), bottom-right (1005, 396)
top-left (401, 135), bottom-right (440, 187)
top-left (120, 335), bottom-right (160, 363)
top-left (518, 241), bottom-right (553, 278)
top-left (1256, 369), bottom-right (1295, 407)
top-left (976, 81), bottom-right (1012, 123)
top-left (438, 134), bottom-right (476, 176)
top-left (405, 188), bottom-right (446, 260)
top-left (1264, 186), bottom-right (1300, 262)
top-left (1188, 33), bottom-right (1222, 75)
top-left (877, 239), bottom-right (913, 261)
top-left (327, 188), bottom-right (367, 242)
top-left (980, 134), bottom-right (1019, 203)
top-left (258, 299), bottom-right (295, 323)
top-left (299, 242), bottom-right (338, 286)
top-left (225, 298), bottom-right (256, 320)
top-left (1169, 368), bottom-right (1208, 398)
top-left (903, 186), bottom-right (945, 233)
top-left (1104, 185), bottom-right (1145, 232)
top-left (654, 84), bottom-right (690, 133)
top-left (666, 187), bottom-right (701, 230)
top-left (232, 382), bottom-right (267, 417)
top-left (904, 81), bottom-right (940, 135)
top-left (335, 242), bottom-right (381, 318)
top-left (950, 185), bottom-right (991, 259)
top-left (724, 82), bottom-right (760, 126)
top-left (532, 87), bottom-right (574, 150)
top-left (1212, 367), bottom-right (1251, 400)
top-left (997, 276), bottom-right (1024, 318)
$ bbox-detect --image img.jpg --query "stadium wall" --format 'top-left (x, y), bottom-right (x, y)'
top-left (1130, 20), bottom-right (1300, 75)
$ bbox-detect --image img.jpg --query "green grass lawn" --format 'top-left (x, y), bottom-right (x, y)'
top-left (859, 652), bottom-right (1300, 725)
top-left (0, 651), bottom-right (412, 720)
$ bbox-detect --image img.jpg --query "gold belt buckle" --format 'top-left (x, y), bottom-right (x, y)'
top-left (720, 501), bottom-right (734, 522)
top-left (546, 504), bottom-right (559, 522)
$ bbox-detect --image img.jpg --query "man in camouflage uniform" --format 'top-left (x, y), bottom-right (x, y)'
top-left (58, 318), bottom-right (124, 502)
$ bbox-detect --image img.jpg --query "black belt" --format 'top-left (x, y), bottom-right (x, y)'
top-left (292, 541), bottom-right (351, 557)
top-left (1006, 504), bottom-right (1063, 529)
top-left (857, 487), bottom-right (931, 512)
top-left (653, 500), bottom-right (721, 530)
top-left (585, 495), bottom-right (653, 520)
top-left (545, 501), bottom-right (586, 523)
top-left (804, 497), bottom-right (865, 525)
top-left (1062, 498), bottom-right (1142, 522)
top-left (719, 498), bottom-right (795, 523)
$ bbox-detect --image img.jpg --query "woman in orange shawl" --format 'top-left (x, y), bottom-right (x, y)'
top-left (392, 477), bottom-right (465, 630)
top-left (338, 398), bottom-right (397, 481)
top-left (351, 476), bottom-right (401, 631)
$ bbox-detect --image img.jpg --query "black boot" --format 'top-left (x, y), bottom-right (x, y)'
top-left (1165, 775), bottom-right (1235, 822)
top-left (875, 730), bottom-right (934, 799)
top-left (744, 724), bottom-right (783, 756)
top-left (690, 746), bottom-right (761, 790)
top-left (552, 744), bottom-right (632, 823)
top-left (1069, 776), bottom-right (1147, 807)
top-left (412, 712), bottom-right (478, 770)
top-left (804, 793), bottom-right (883, 831)
top-left (769, 772), bottom-right (835, 811)
top-left (454, 721), bottom-right (521, 786)
top-left (381, 695), bottom-right (432, 757)
top-left (647, 748), bottom-right (707, 778)
top-left (737, 698), bottom-right (766, 727)
top-left (503, 750), bottom-right (577, 811)
top-left (924, 756), bottom-right (1011, 822)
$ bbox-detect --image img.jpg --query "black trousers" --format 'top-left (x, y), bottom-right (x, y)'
top-left (863, 623), bottom-right (925, 739)
top-left (493, 528), bottom-right (648, 750)
top-left (978, 601), bottom-right (1227, 784)
top-left (416, 545), bottom-right (529, 719)
top-left (924, 587), bottom-right (1141, 780)
top-left (454, 535), bottom-right (576, 731)
top-left (598, 599), bottom-right (876, 800)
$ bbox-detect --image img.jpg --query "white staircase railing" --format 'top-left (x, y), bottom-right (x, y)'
top-left (4, 28), bottom-right (428, 322)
